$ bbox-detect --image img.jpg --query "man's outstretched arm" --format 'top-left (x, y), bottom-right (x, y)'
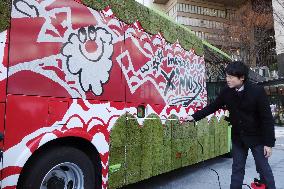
top-left (185, 88), bottom-right (226, 122)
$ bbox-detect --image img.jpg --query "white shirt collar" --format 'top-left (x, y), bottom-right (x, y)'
top-left (236, 84), bottom-right (244, 92)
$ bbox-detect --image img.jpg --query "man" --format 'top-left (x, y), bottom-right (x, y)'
top-left (185, 61), bottom-right (276, 189)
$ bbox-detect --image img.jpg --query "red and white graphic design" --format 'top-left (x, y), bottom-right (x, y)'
top-left (61, 26), bottom-right (114, 95)
top-left (0, 0), bottom-right (225, 189)
top-left (0, 30), bottom-right (8, 102)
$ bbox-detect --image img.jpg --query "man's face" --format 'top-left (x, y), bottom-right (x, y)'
top-left (226, 74), bottom-right (244, 88)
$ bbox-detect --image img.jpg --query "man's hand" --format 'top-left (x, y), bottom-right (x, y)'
top-left (264, 146), bottom-right (272, 158)
top-left (184, 115), bottom-right (195, 122)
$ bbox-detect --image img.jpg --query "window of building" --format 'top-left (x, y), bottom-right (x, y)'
top-left (177, 16), bottom-right (224, 30)
top-left (178, 3), bottom-right (182, 11)
top-left (217, 10), bottom-right (221, 17)
top-left (221, 11), bottom-right (225, 18)
top-left (197, 6), bottom-right (201, 14)
top-left (209, 8), bottom-right (212, 16)
top-left (204, 8), bottom-right (208, 15)
top-left (200, 7), bottom-right (204, 15)
top-left (188, 4), bottom-right (192, 13)
top-left (175, 3), bottom-right (230, 19)
top-left (213, 21), bottom-right (216, 28)
top-left (192, 5), bottom-right (196, 14)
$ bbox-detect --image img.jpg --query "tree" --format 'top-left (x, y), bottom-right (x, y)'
top-left (222, 0), bottom-right (277, 69)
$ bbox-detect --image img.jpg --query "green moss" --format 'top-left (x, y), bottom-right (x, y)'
top-left (197, 136), bottom-right (204, 162)
top-left (141, 114), bottom-right (164, 176)
top-left (151, 115), bottom-right (164, 145)
top-left (0, 0), bottom-right (10, 32)
top-left (142, 113), bottom-right (163, 144)
top-left (110, 114), bottom-right (126, 147)
top-left (183, 122), bottom-right (197, 139)
top-left (171, 139), bottom-right (183, 170)
top-left (152, 145), bottom-right (164, 176)
top-left (109, 114), bottom-right (142, 187)
top-left (181, 138), bottom-right (190, 167)
top-left (109, 114), bottom-right (127, 188)
top-left (140, 144), bottom-right (152, 180)
top-left (109, 113), bottom-right (230, 187)
top-left (125, 145), bottom-right (142, 184)
top-left (163, 140), bottom-right (172, 173)
top-left (170, 114), bottom-right (183, 139)
top-left (218, 116), bottom-right (230, 155)
top-left (203, 136), bottom-right (210, 160)
top-left (195, 118), bottom-right (211, 162)
top-left (188, 139), bottom-right (198, 165)
top-left (164, 119), bottom-right (172, 142)
top-left (209, 121), bottom-right (215, 136)
top-left (108, 147), bottom-right (126, 188)
top-left (182, 121), bottom-right (197, 139)
top-left (126, 113), bottom-right (141, 145)
top-left (209, 136), bottom-right (215, 159)
top-left (182, 138), bottom-right (198, 166)
top-left (197, 118), bottom-right (209, 137)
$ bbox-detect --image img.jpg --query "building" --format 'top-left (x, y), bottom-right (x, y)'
top-left (272, 0), bottom-right (284, 77)
top-left (149, 0), bottom-right (245, 63)
top-left (138, 0), bottom-right (277, 70)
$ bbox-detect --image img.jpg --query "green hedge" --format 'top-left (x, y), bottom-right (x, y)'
top-left (109, 113), bottom-right (233, 188)
top-left (141, 114), bottom-right (164, 177)
top-left (109, 113), bottom-right (230, 188)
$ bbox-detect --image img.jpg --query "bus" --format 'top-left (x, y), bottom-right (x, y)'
top-left (0, 0), bottom-right (231, 188)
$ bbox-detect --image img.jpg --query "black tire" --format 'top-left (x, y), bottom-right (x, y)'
top-left (18, 146), bottom-right (99, 189)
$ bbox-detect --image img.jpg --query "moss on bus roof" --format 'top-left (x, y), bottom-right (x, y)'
top-left (82, 0), bottom-right (204, 55)
top-left (1, 0), bottom-right (232, 59)
top-left (0, 0), bottom-right (10, 33)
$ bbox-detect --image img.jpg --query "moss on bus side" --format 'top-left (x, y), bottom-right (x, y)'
top-left (109, 113), bottom-right (230, 188)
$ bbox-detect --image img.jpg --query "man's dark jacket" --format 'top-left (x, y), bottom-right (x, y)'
top-left (192, 81), bottom-right (276, 147)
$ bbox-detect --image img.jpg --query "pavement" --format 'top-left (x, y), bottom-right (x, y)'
top-left (122, 126), bottom-right (284, 189)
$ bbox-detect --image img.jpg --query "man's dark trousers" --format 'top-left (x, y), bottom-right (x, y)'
top-left (230, 142), bottom-right (276, 189)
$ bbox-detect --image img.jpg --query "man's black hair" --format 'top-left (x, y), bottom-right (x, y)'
top-left (225, 61), bottom-right (249, 81)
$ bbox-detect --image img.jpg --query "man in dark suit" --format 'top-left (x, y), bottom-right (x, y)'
top-left (185, 61), bottom-right (276, 189)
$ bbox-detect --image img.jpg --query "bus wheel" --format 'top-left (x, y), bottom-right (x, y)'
top-left (18, 146), bottom-right (98, 189)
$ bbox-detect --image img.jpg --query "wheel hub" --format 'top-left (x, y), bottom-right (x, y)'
top-left (40, 162), bottom-right (84, 189)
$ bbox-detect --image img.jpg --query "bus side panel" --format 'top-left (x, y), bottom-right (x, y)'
top-left (0, 103), bottom-right (4, 150)
top-left (8, 0), bottom-right (125, 102)
top-left (2, 94), bottom-right (126, 189)
top-left (0, 30), bottom-right (8, 102)
top-left (0, 29), bottom-right (8, 189)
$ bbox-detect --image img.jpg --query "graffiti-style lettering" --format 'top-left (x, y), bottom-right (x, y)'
top-left (162, 70), bottom-right (176, 96)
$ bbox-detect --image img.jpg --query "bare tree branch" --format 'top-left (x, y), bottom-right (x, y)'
top-left (220, 0), bottom-right (276, 68)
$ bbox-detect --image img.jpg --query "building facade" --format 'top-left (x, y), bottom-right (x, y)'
top-left (151, 0), bottom-right (243, 61)
top-left (147, 0), bottom-right (277, 69)
top-left (272, 0), bottom-right (284, 77)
